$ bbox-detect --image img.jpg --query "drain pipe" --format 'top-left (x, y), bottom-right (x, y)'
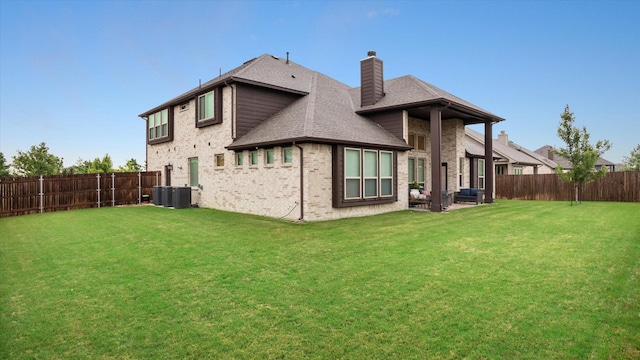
top-left (294, 142), bottom-right (304, 221)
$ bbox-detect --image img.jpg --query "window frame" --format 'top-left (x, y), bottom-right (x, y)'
top-left (478, 158), bottom-right (485, 189)
top-left (189, 157), bottom-right (199, 188)
top-left (265, 149), bottom-right (275, 166)
top-left (282, 147), bottom-right (293, 164)
top-left (194, 87), bottom-right (223, 128)
top-left (147, 108), bottom-right (173, 145)
top-left (333, 145), bottom-right (397, 208)
top-left (215, 154), bottom-right (225, 168)
top-left (250, 150), bottom-right (259, 166)
top-left (236, 152), bottom-right (244, 166)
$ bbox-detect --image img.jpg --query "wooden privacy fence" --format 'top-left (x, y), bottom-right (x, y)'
top-left (0, 171), bottom-right (160, 217)
top-left (496, 171), bottom-right (640, 202)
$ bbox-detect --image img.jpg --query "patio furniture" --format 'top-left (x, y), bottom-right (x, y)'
top-left (454, 188), bottom-right (484, 204)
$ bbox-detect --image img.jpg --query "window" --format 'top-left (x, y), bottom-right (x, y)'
top-left (189, 157), bottom-right (199, 187)
top-left (380, 151), bottom-right (393, 196)
top-left (215, 154), bottom-right (225, 167)
top-left (283, 147), bottom-right (293, 164)
top-left (496, 165), bottom-right (506, 175)
top-left (345, 148), bottom-right (393, 200)
top-left (236, 152), bottom-right (243, 166)
top-left (250, 151), bottom-right (258, 166)
top-left (333, 146), bottom-right (397, 207)
top-left (514, 167), bottom-right (523, 175)
top-left (148, 109), bottom-right (168, 141)
top-left (416, 135), bottom-right (425, 151)
top-left (198, 91), bottom-right (214, 121)
top-left (478, 159), bottom-right (485, 189)
top-left (265, 149), bottom-right (275, 165)
top-left (345, 149), bottom-right (361, 198)
top-left (459, 157), bottom-right (465, 187)
top-left (407, 134), bottom-right (415, 148)
top-left (408, 157), bottom-right (426, 188)
top-left (417, 158), bottom-right (425, 187)
top-left (195, 88), bottom-right (222, 128)
top-left (408, 158), bottom-right (415, 183)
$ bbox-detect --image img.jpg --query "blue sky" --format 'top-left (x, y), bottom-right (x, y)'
top-left (1, 0), bottom-right (638, 168)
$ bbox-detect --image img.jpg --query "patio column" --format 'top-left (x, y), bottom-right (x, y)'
top-left (484, 120), bottom-right (494, 204)
top-left (430, 107), bottom-right (442, 212)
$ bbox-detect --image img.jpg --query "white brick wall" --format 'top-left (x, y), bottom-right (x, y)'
top-left (147, 87), bottom-right (408, 221)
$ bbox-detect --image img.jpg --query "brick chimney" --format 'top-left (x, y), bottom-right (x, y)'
top-left (360, 51), bottom-right (384, 106)
top-left (497, 130), bottom-right (508, 145)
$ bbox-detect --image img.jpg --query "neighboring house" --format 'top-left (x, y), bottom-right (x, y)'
top-left (139, 52), bottom-right (504, 221)
top-left (534, 145), bottom-right (616, 172)
top-left (462, 129), bottom-right (556, 191)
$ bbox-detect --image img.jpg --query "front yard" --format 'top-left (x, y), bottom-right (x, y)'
top-left (1, 200), bottom-right (638, 359)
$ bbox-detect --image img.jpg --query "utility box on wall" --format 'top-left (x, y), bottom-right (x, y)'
top-left (172, 187), bottom-right (191, 209)
top-left (153, 186), bottom-right (163, 206)
top-left (162, 186), bottom-right (173, 207)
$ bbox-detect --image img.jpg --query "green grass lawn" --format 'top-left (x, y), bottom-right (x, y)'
top-left (1, 200), bottom-right (639, 359)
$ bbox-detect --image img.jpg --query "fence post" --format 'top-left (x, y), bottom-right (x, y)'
top-left (39, 175), bottom-right (44, 214)
top-left (111, 173), bottom-right (116, 207)
top-left (138, 171), bottom-right (142, 204)
top-left (96, 173), bottom-right (101, 208)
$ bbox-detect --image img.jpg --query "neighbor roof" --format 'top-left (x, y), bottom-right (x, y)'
top-left (466, 128), bottom-right (543, 165)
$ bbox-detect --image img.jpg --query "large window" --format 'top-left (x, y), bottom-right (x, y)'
top-left (148, 109), bottom-right (168, 141)
top-left (478, 159), bottom-right (485, 189)
top-left (344, 148), bottom-right (393, 200)
top-left (189, 157), bottom-right (199, 187)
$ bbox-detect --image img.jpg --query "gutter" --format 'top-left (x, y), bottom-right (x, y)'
top-left (294, 142), bottom-right (304, 221)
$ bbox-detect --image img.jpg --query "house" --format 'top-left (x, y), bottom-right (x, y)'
top-left (463, 129), bottom-right (556, 189)
top-left (534, 145), bottom-right (616, 172)
top-left (139, 52), bottom-right (504, 221)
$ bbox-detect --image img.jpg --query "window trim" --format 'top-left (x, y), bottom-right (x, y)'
top-left (189, 157), bottom-right (199, 188)
top-left (265, 149), bottom-right (275, 166)
top-left (215, 153), bottom-right (225, 168)
top-left (147, 108), bottom-right (174, 145)
top-left (332, 145), bottom-right (397, 208)
top-left (194, 87), bottom-right (223, 128)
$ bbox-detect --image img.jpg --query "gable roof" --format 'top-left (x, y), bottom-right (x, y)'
top-left (534, 145), bottom-right (614, 169)
top-left (465, 128), bottom-right (546, 166)
top-left (352, 75), bottom-right (503, 122)
top-left (227, 70), bottom-right (411, 150)
top-left (141, 53), bottom-right (504, 151)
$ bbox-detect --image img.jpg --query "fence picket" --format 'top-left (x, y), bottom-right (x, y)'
top-left (496, 172), bottom-right (640, 202)
top-left (0, 171), bottom-right (160, 217)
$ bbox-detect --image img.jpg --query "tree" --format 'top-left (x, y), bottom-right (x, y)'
top-left (553, 105), bottom-right (611, 204)
top-left (117, 158), bottom-right (143, 172)
top-left (620, 144), bottom-right (640, 171)
top-left (11, 142), bottom-right (64, 177)
top-left (0, 152), bottom-right (11, 177)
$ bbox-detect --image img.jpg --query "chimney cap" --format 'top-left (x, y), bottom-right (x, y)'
top-left (367, 50), bottom-right (377, 57)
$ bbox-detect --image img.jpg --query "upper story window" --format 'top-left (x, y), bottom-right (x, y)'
top-left (147, 108), bottom-right (173, 145)
top-left (195, 87), bottom-right (223, 128)
top-left (198, 91), bottom-right (214, 121)
top-left (265, 149), bottom-right (275, 165)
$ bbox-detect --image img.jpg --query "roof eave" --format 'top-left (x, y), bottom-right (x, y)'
top-left (226, 136), bottom-right (412, 152)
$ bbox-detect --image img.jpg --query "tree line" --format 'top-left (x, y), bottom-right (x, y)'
top-left (0, 142), bottom-right (144, 177)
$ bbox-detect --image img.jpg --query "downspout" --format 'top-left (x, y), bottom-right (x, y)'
top-left (225, 81), bottom-right (235, 140)
top-left (294, 142), bottom-right (304, 221)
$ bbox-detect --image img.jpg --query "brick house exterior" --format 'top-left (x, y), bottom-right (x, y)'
top-left (140, 52), bottom-right (503, 221)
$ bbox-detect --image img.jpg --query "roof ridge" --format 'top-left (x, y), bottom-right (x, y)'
top-left (303, 72), bottom-right (318, 136)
